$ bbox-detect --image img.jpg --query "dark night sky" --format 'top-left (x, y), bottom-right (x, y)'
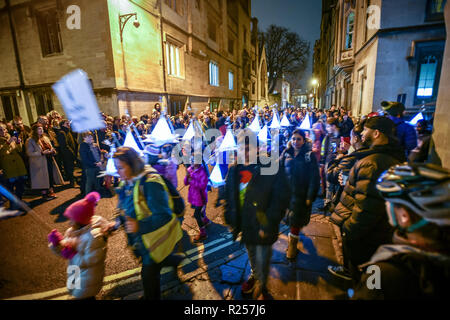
top-left (252, 0), bottom-right (323, 90)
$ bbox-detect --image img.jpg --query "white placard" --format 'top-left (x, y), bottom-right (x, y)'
top-left (52, 69), bottom-right (105, 133)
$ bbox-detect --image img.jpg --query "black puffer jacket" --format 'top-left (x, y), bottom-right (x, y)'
top-left (223, 161), bottom-right (290, 245)
top-left (281, 144), bottom-right (320, 227)
top-left (336, 142), bottom-right (406, 246)
top-left (327, 148), bottom-right (369, 226)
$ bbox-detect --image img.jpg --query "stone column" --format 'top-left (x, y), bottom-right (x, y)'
top-left (433, 2), bottom-right (450, 169)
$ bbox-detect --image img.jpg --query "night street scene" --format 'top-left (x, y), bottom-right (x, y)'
top-left (0, 0), bottom-right (449, 310)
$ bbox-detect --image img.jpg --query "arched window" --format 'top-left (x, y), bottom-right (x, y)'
top-left (344, 11), bottom-right (355, 50)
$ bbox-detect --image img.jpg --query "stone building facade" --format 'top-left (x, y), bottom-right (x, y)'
top-left (0, 0), bottom-right (269, 125)
top-left (314, 0), bottom-right (446, 117)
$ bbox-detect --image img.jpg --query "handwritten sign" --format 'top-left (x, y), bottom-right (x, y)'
top-left (52, 69), bottom-right (105, 133)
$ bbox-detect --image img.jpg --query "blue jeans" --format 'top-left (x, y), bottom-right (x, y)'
top-left (245, 244), bottom-right (272, 289)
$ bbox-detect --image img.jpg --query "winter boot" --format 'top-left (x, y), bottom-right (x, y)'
top-left (286, 233), bottom-right (299, 260)
top-left (193, 227), bottom-right (207, 242)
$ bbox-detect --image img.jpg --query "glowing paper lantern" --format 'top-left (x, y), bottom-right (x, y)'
top-left (258, 125), bottom-right (269, 143)
top-left (408, 112), bottom-right (424, 126)
top-left (249, 115), bottom-right (261, 133)
top-left (105, 157), bottom-right (119, 177)
top-left (280, 113), bottom-right (291, 127)
top-left (123, 130), bottom-right (142, 152)
top-left (182, 121), bottom-right (195, 140)
top-left (269, 111), bottom-right (281, 129)
top-left (209, 163), bottom-right (225, 187)
top-left (145, 117), bottom-right (177, 145)
top-left (218, 129), bottom-right (237, 152)
top-left (299, 114), bottom-right (311, 130)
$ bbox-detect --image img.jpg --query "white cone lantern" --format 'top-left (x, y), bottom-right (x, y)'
top-left (299, 114), bottom-right (311, 130)
top-left (249, 115), bottom-right (262, 133)
top-left (280, 113), bottom-right (291, 127)
top-left (218, 129), bottom-right (237, 152)
top-left (269, 111), bottom-right (281, 129)
top-left (258, 125), bottom-right (269, 143)
top-left (105, 157), bottom-right (119, 177)
top-left (209, 163), bottom-right (225, 187)
top-left (123, 129), bottom-right (142, 152)
top-left (182, 121), bottom-right (195, 140)
top-left (145, 116), bottom-right (177, 145)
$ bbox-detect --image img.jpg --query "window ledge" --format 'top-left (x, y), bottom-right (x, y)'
top-left (168, 74), bottom-right (185, 80)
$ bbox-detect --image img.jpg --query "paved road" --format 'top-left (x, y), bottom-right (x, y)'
top-left (0, 168), bottom-right (347, 300)
top-left (0, 168), bottom-right (242, 300)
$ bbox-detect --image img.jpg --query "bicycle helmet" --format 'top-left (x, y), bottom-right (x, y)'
top-left (377, 163), bottom-right (450, 227)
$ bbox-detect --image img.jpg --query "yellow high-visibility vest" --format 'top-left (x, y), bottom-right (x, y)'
top-left (131, 174), bottom-right (182, 264)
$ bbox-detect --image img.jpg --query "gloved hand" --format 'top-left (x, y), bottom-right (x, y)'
top-left (48, 229), bottom-right (63, 246)
top-left (61, 246), bottom-right (78, 260)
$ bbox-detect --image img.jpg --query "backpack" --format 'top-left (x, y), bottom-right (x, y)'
top-left (160, 175), bottom-right (186, 217)
top-left (139, 173), bottom-right (186, 218)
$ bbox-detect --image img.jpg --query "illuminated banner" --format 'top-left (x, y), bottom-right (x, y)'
top-left (52, 69), bottom-right (105, 133)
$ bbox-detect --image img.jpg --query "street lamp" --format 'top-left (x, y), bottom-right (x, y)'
top-left (118, 12), bottom-right (139, 111)
top-left (311, 78), bottom-right (319, 108)
top-left (119, 13), bottom-right (139, 42)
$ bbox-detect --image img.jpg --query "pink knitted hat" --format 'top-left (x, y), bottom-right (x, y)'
top-left (64, 192), bottom-right (101, 225)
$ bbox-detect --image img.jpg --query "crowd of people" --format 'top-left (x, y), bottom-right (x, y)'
top-left (0, 99), bottom-right (448, 300)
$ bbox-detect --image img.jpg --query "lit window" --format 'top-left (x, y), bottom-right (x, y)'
top-left (345, 12), bottom-right (355, 50)
top-left (228, 71), bottom-right (234, 90)
top-left (426, 0), bottom-right (447, 21)
top-left (209, 61), bottom-right (219, 86)
top-left (416, 55), bottom-right (438, 97)
top-left (166, 42), bottom-right (183, 77)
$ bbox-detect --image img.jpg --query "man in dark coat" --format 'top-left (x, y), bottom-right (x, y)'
top-left (321, 117), bottom-right (341, 212)
top-left (381, 101), bottom-right (417, 157)
top-left (339, 114), bottom-right (354, 138)
top-left (56, 120), bottom-right (78, 187)
top-left (281, 129), bottom-right (320, 260)
top-left (224, 129), bottom-right (290, 300)
top-left (328, 116), bottom-right (406, 282)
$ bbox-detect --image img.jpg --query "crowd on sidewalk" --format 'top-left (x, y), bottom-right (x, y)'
top-left (1, 100), bottom-right (448, 300)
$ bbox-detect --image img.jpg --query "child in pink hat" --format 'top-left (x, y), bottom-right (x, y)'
top-left (48, 192), bottom-right (110, 300)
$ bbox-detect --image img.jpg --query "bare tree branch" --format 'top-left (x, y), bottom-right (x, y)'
top-left (261, 24), bottom-right (310, 94)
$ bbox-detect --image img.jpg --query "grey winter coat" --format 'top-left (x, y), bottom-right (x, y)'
top-left (50, 216), bottom-right (109, 299)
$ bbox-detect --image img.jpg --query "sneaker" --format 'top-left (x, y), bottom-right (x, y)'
top-left (328, 265), bottom-right (352, 281)
top-left (241, 276), bottom-right (256, 294)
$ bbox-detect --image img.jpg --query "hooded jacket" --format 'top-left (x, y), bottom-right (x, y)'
top-left (389, 116), bottom-right (417, 156)
top-left (336, 142), bottom-right (406, 247)
top-left (281, 143), bottom-right (320, 228)
top-left (184, 165), bottom-right (208, 207)
top-left (223, 161), bottom-right (290, 245)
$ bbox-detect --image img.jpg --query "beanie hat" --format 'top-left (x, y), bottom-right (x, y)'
top-left (64, 192), bottom-right (100, 226)
top-left (381, 101), bottom-right (405, 117)
top-left (364, 116), bottom-right (395, 136)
